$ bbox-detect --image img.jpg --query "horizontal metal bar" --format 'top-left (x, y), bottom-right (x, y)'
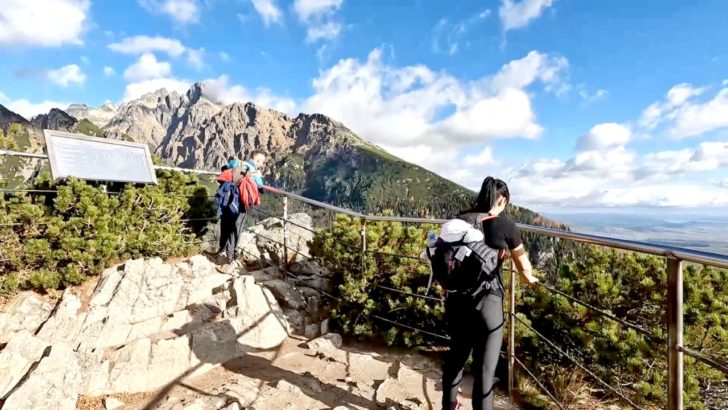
top-left (679, 346), bottom-right (728, 376)
top-left (512, 314), bottom-right (645, 410)
top-left (0, 189), bottom-right (61, 194)
top-left (152, 164), bottom-right (219, 175)
top-left (373, 284), bottom-right (443, 302)
top-left (366, 249), bottom-right (427, 262)
top-left (513, 356), bottom-right (566, 410)
top-left (536, 282), bottom-right (659, 340)
top-left (370, 314), bottom-right (450, 341)
top-left (0, 149), bottom-right (49, 159)
top-left (264, 186), bottom-right (728, 269)
top-left (263, 186), bottom-right (368, 217)
top-left (518, 225), bottom-right (728, 270)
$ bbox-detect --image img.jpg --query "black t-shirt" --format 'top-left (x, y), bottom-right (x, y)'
top-left (481, 215), bottom-right (522, 251)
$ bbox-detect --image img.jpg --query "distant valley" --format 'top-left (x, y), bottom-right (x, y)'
top-left (543, 211), bottom-right (728, 256)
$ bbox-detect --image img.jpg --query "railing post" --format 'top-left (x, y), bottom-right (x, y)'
top-left (282, 196), bottom-right (289, 272)
top-left (508, 258), bottom-right (516, 397)
top-left (360, 219), bottom-right (367, 276)
top-left (667, 257), bottom-right (683, 410)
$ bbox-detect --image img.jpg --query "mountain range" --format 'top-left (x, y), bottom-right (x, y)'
top-left (3, 82), bottom-right (548, 225)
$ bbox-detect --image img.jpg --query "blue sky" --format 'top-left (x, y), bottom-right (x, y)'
top-left (1, 0), bottom-right (728, 212)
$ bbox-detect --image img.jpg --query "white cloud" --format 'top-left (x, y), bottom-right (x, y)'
top-left (219, 52), bottom-right (230, 62)
top-left (0, 0), bottom-right (89, 47)
top-left (294, 0), bottom-right (344, 43)
top-left (638, 83), bottom-right (728, 138)
top-left (638, 83), bottom-right (706, 130)
top-left (431, 10), bottom-right (491, 56)
top-left (639, 142), bottom-right (728, 177)
top-left (123, 53), bottom-right (172, 82)
top-left (123, 78), bottom-right (191, 101)
top-left (306, 22), bottom-right (341, 43)
top-left (669, 89), bottom-right (728, 138)
top-left (200, 75), bottom-right (296, 114)
top-left (293, 0), bottom-right (343, 21)
top-left (187, 48), bottom-right (206, 70)
top-left (302, 48), bottom-right (566, 153)
top-left (108, 35), bottom-right (187, 57)
top-left (250, 0), bottom-right (282, 26)
top-left (47, 64), bottom-right (86, 86)
top-left (138, 0), bottom-right (200, 24)
top-left (501, 117), bottom-right (728, 208)
top-left (579, 88), bottom-right (608, 102)
top-left (103, 66), bottom-right (116, 77)
top-left (487, 50), bottom-right (568, 93)
top-left (0, 92), bottom-right (69, 119)
top-left (463, 147), bottom-right (495, 167)
top-left (499, 0), bottom-right (555, 32)
top-left (576, 123), bottom-right (631, 151)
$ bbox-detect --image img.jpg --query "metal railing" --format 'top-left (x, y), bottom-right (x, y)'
top-left (3, 148), bottom-right (728, 409)
top-left (259, 186), bottom-right (728, 410)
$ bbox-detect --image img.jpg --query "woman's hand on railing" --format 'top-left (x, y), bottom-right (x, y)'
top-left (519, 270), bottom-right (540, 287)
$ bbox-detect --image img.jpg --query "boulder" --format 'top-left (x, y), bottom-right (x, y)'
top-left (226, 276), bottom-right (289, 349)
top-left (305, 333), bottom-right (346, 363)
top-left (320, 319), bottom-right (331, 335)
top-left (293, 275), bottom-right (333, 293)
top-left (0, 292), bottom-right (53, 343)
top-left (289, 260), bottom-right (330, 277)
top-left (3, 343), bottom-right (81, 410)
top-left (374, 361), bottom-right (433, 409)
top-left (304, 323), bottom-right (321, 339)
top-left (263, 279), bottom-right (306, 310)
top-left (282, 309), bottom-right (305, 335)
top-left (0, 331), bottom-right (50, 398)
top-left (240, 213), bottom-right (314, 264)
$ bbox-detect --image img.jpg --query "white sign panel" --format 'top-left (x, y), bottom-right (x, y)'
top-left (44, 130), bottom-right (158, 184)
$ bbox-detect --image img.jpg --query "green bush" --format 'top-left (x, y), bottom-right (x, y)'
top-left (309, 213), bottom-right (443, 347)
top-left (0, 170), bottom-right (214, 295)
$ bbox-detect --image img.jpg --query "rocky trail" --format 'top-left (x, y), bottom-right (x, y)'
top-left (76, 334), bottom-right (514, 410)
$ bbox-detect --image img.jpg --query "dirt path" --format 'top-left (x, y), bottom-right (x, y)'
top-left (78, 336), bottom-right (516, 410)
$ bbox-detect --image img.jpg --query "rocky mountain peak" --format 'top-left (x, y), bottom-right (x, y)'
top-left (0, 104), bottom-right (31, 129)
top-left (31, 108), bottom-right (77, 132)
top-left (66, 102), bottom-right (119, 128)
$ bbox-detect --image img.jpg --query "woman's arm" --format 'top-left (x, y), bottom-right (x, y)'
top-left (510, 245), bottom-right (539, 285)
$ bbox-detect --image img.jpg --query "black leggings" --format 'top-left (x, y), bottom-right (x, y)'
top-left (441, 293), bottom-right (504, 410)
top-left (219, 212), bottom-right (244, 260)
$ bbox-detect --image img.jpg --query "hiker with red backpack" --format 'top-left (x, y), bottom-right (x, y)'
top-left (425, 177), bottom-right (538, 410)
top-left (215, 150), bottom-right (267, 263)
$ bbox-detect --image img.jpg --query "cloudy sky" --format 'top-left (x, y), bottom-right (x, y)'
top-left (1, 0), bottom-right (727, 212)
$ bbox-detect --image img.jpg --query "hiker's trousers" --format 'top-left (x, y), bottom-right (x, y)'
top-left (219, 212), bottom-right (244, 261)
top-left (441, 292), bottom-right (504, 410)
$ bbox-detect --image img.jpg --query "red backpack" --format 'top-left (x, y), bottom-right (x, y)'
top-left (238, 174), bottom-right (261, 210)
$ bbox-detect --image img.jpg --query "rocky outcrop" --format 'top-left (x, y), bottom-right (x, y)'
top-left (0, 255), bottom-right (291, 407)
top-left (237, 213), bottom-right (315, 265)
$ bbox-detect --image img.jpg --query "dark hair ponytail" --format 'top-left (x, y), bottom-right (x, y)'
top-left (468, 176), bottom-right (510, 214)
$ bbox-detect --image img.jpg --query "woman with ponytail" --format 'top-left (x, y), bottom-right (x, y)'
top-left (441, 177), bottom-right (539, 410)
